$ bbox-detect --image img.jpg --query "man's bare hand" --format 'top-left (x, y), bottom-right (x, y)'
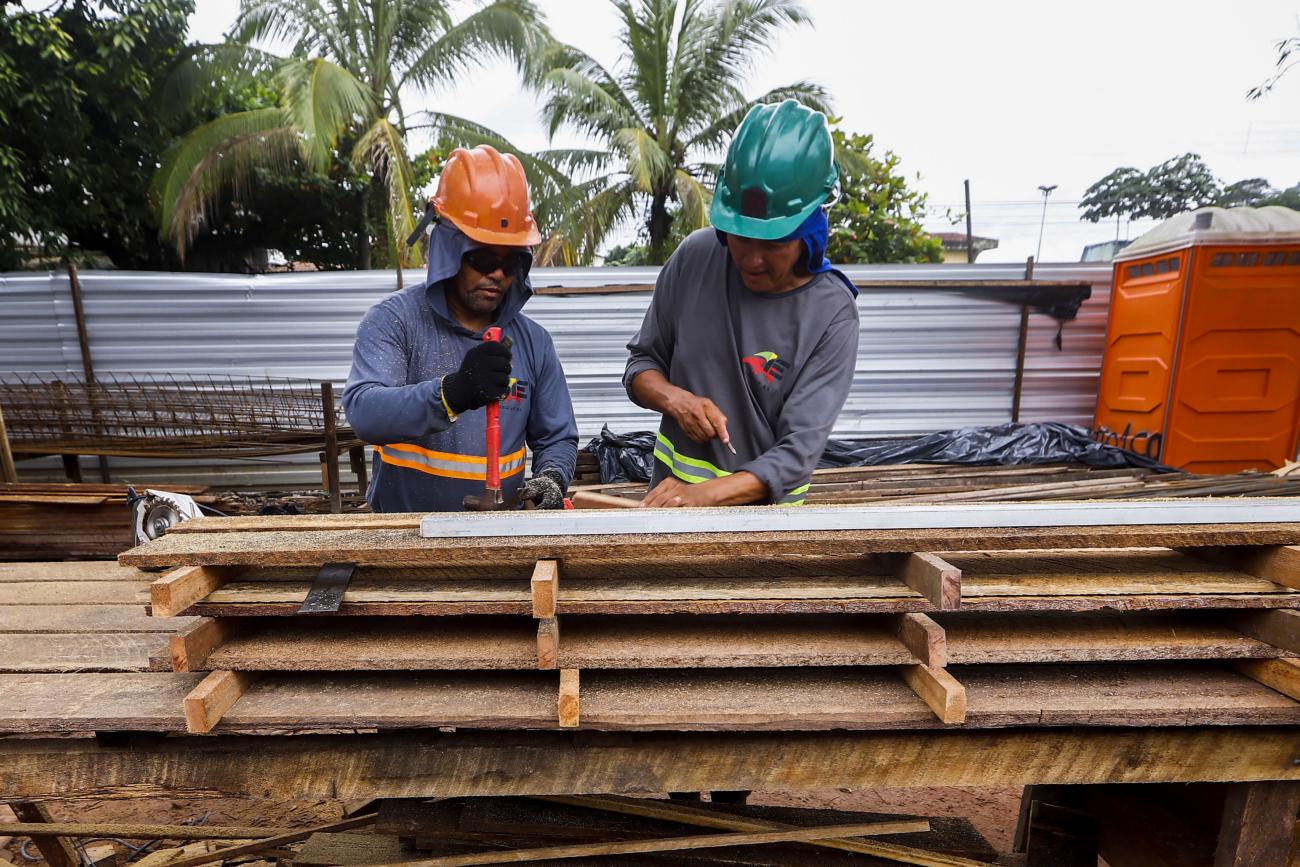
top-left (639, 476), bottom-right (713, 508)
top-left (666, 391), bottom-right (731, 447)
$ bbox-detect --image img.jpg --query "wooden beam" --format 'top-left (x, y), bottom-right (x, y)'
top-left (361, 821), bottom-right (937, 867)
top-left (899, 664), bottom-right (966, 724)
top-left (536, 795), bottom-right (986, 866)
top-left (1234, 657), bottom-right (1300, 702)
top-left (558, 668), bottom-right (579, 728)
top-left (1213, 781), bottom-right (1300, 866)
top-left (150, 566), bottom-right (238, 617)
top-left (0, 822), bottom-right (316, 840)
top-left (895, 613), bottom-right (946, 667)
top-left (0, 403), bottom-right (19, 484)
top-left (137, 815), bottom-right (376, 867)
top-left (536, 617), bottom-right (559, 670)
top-left (1183, 545), bottom-right (1300, 591)
top-left (183, 670), bottom-right (255, 733)
top-left (1229, 609), bottom-right (1300, 655)
top-left (8, 802), bottom-right (79, 867)
top-left (530, 560), bottom-right (559, 618)
top-left (169, 618), bottom-right (235, 672)
top-left (890, 553), bottom-right (962, 610)
top-left (3, 728), bottom-right (1300, 800)
top-left (118, 524), bottom-right (1300, 568)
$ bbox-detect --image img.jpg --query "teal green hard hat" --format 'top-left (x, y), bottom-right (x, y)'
top-left (710, 99), bottom-right (838, 240)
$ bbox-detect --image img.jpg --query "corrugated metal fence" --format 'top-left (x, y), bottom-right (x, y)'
top-left (0, 262), bottom-right (1113, 488)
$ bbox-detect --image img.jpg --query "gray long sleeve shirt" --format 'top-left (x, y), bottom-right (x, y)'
top-left (624, 229), bottom-right (859, 504)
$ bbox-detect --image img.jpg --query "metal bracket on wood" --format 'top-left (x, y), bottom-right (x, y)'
top-left (297, 562), bottom-right (356, 614)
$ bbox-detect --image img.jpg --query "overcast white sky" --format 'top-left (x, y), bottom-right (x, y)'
top-left (186, 0), bottom-right (1300, 263)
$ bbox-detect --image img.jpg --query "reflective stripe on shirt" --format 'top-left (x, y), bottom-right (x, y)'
top-left (655, 432), bottom-right (808, 505)
top-left (376, 443), bottom-right (527, 480)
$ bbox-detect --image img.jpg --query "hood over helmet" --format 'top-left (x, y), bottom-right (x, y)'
top-left (423, 220), bottom-right (534, 332)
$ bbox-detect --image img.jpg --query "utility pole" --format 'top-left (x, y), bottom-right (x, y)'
top-left (964, 179), bottom-right (974, 264)
top-left (1035, 184), bottom-right (1058, 263)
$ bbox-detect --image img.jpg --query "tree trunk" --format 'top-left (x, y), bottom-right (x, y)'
top-left (647, 190), bottom-right (672, 264)
top-left (357, 183), bottom-right (372, 270)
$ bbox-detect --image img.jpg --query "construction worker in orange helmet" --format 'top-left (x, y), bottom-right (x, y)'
top-left (343, 145), bottom-right (577, 513)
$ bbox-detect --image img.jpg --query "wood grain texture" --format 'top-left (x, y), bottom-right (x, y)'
top-left (203, 618), bottom-right (537, 671)
top-left (558, 669), bottom-right (579, 728)
top-left (892, 553), bottom-right (962, 609)
top-left (0, 672), bottom-right (198, 732)
top-left (536, 617), bottom-right (559, 670)
top-left (5, 727), bottom-right (1299, 801)
top-left (530, 560), bottom-right (559, 618)
top-left (1184, 544), bottom-right (1300, 591)
top-left (0, 581), bottom-right (146, 605)
top-left (896, 614), bottom-right (946, 667)
top-left (900, 664), bottom-right (967, 724)
top-left (151, 566), bottom-right (239, 617)
top-left (0, 605), bottom-right (198, 634)
top-left (170, 618), bottom-right (235, 672)
top-left (570, 491), bottom-right (639, 509)
top-left (940, 612), bottom-right (1288, 664)
top-left (184, 670), bottom-right (255, 734)
top-left (1233, 657), bottom-right (1300, 701)
top-left (1213, 781), bottom-right (1300, 867)
top-left (1229, 609), bottom-right (1300, 655)
top-left (0, 633), bottom-right (170, 672)
top-left (117, 524), bottom-right (1300, 568)
top-left (0, 562), bottom-right (155, 582)
top-left (9, 801), bottom-right (80, 867)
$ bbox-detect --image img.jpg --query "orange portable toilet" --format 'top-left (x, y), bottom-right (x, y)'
top-left (1094, 206), bottom-right (1300, 472)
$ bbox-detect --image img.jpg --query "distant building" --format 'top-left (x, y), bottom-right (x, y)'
top-left (933, 232), bottom-right (999, 263)
top-left (1080, 239), bottom-right (1133, 262)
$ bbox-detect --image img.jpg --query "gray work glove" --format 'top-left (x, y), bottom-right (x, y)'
top-left (519, 467), bottom-right (566, 509)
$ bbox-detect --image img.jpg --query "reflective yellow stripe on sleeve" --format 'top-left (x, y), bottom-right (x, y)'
top-left (655, 432), bottom-right (808, 506)
top-left (376, 443), bottom-right (527, 480)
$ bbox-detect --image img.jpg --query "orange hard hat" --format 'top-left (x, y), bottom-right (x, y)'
top-left (431, 145), bottom-right (541, 246)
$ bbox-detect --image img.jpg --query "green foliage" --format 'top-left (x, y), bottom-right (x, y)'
top-left (527, 0), bottom-right (831, 265)
top-left (1081, 154), bottom-right (1298, 224)
top-left (155, 0), bottom-right (546, 267)
top-left (824, 129), bottom-right (942, 265)
top-left (1248, 25), bottom-right (1298, 100)
top-left (0, 0), bottom-right (194, 269)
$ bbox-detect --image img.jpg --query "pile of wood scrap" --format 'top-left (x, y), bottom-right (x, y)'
top-left (570, 463), bottom-right (1300, 508)
top-left (0, 483), bottom-right (206, 561)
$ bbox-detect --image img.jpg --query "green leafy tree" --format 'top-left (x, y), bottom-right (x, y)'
top-left (824, 129), bottom-right (942, 264)
top-left (1248, 25), bottom-right (1299, 100)
top-left (153, 0), bottom-right (547, 268)
top-left (1081, 154), bottom-right (1221, 224)
top-left (0, 0), bottom-right (193, 270)
top-left (526, 0), bottom-right (831, 265)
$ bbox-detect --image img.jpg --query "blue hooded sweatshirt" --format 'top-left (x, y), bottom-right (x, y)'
top-left (342, 221), bottom-right (578, 512)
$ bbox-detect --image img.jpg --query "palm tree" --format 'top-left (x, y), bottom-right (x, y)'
top-left (527, 0), bottom-right (831, 265)
top-left (153, 0), bottom-right (547, 268)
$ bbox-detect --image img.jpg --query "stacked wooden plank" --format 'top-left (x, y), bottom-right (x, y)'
top-left (571, 463), bottom-right (1300, 507)
top-left (74, 505), bottom-right (1300, 736)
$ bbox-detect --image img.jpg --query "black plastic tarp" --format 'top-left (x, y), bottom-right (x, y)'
top-left (585, 422), bottom-right (1169, 484)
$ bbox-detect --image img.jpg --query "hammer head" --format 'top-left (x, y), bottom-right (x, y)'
top-left (462, 489), bottom-right (507, 511)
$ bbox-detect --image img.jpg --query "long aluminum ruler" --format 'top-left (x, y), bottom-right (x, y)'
top-left (420, 498), bottom-right (1300, 539)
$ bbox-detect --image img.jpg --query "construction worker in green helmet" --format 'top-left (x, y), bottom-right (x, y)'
top-left (625, 99), bottom-right (860, 508)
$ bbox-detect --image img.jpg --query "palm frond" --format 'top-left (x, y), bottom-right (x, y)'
top-left (151, 107), bottom-right (299, 258)
top-left (673, 167), bottom-right (713, 231)
top-left (276, 56), bottom-right (372, 171)
top-left (686, 80), bottom-right (831, 152)
top-left (156, 41), bottom-right (277, 121)
top-left (354, 117), bottom-right (419, 265)
top-left (401, 0), bottom-right (547, 92)
top-left (613, 127), bottom-right (672, 192)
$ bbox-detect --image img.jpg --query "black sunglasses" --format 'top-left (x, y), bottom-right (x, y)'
top-left (463, 248), bottom-right (530, 277)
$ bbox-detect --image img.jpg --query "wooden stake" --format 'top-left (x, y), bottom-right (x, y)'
top-left (322, 382), bottom-right (341, 514)
top-left (184, 670), bottom-right (256, 733)
top-left (1230, 609), bottom-right (1300, 655)
top-left (558, 668), bottom-right (579, 728)
top-left (169, 618), bottom-right (235, 672)
top-left (537, 617), bottom-right (560, 670)
top-left (9, 803), bottom-right (79, 867)
top-left (361, 820), bottom-right (939, 867)
top-left (900, 664), bottom-right (967, 724)
top-left (536, 795), bottom-right (990, 866)
top-left (891, 553), bottom-right (962, 609)
top-left (530, 559), bottom-right (560, 618)
top-left (0, 403), bottom-right (17, 483)
top-left (151, 565), bottom-right (238, 617)
top-left (895, 613), bottom-right (947, 668)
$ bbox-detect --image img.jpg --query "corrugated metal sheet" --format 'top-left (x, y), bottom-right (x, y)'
top-left (0, 263), bottom-right (1113, 488)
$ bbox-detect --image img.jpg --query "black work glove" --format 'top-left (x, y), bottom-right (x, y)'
top-left (441, 340), bottom-right (512, 414)
top-left (519, 467), bottom-right (567, 509)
